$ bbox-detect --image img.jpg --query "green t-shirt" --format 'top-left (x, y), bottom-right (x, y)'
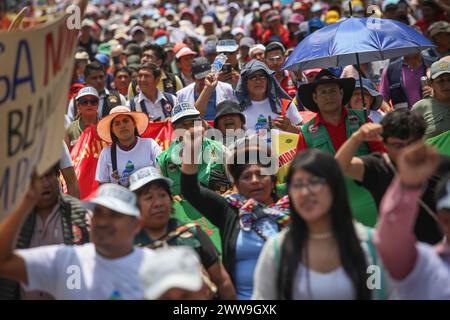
top-left (156, 137), bottom-right (229, 195)
top-left (412, 97), bottom-right (450, 140)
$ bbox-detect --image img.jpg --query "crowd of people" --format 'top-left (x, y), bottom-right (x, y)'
top-left (0, 0), bottom-right (450, 300)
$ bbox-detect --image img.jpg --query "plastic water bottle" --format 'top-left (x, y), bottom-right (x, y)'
top-left (211, 53), bottom-right (228, 75)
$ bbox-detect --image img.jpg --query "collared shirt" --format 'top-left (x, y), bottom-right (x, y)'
top-left (129, 90), bottom-right (177, 121)
top-left (22, 204), bottom-right (63, 300)
top-left (296, 108), bottom-right (385, 153)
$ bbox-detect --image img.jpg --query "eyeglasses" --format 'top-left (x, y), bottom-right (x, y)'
top-left (78, 98), bottom-right (99, 106)
top-left (290, 177), bottom-right (327, 193)
top-left (248, 74), bottom-right (267, 82)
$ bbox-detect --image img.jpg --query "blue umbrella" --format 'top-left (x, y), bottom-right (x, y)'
top-left (283, 17), bottom-right (435, 71)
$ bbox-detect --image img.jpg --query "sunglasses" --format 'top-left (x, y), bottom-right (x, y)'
top-left (78, 98), bottom-right (99, 106)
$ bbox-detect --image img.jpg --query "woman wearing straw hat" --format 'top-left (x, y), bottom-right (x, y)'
top-left (95, 106), bottom-right (162, 187)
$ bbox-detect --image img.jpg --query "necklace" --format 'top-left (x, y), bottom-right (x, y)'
top-left (309, 232), bottom-right (333, 240)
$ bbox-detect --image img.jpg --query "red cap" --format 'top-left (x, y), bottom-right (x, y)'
top-left (153, 29), bottom-right (168, 39)
top-left (173, 43), bottom-right (188, 54)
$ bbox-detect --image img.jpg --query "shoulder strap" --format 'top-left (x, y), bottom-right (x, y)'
top-left (288, 70), bottom-right (298, 86)
top-left (387, 59), bottom-right (403, 88)
top-left (366, 228), bottom-right (386, 300)
top-left (72, 97), bottom-right (78, 119)
top-left (111, 143), bottom-right (118, 173)
top-left (139, 99), bottom-right (149, 114)
top-left (130, 79), bottom-right (138, 96)
top-left (273, 234), bottom-right (280, 271)
top-left (149, 223), bottom-right (197, 249)
top-left (130, 96), bottom-right (136, 111)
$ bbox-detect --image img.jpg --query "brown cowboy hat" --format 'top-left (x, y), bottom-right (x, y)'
top-left (297, 69), bottom-right (355, 113)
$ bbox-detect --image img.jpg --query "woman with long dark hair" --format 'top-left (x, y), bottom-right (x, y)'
top-left (180, 127), bottom-right (290, 300)
top-left (253, 149), bottom-right (389, 300)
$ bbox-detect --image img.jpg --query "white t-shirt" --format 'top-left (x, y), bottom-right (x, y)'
top-left (292, 264), bottom-right (356, 300)
top-left (243, 98), bottom-right (303, 134)
top-left (391, 242), bottom-right (450, 299)
top-left (95, 137), bottom-right (162, 186)
top-left (59, 142), bottom-right (73, 169)
top-left (16, 243), bottom-right (155, 300)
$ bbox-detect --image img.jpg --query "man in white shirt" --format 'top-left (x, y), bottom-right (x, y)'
top-left (127, 63), bottom-right (177, 121)
top-left (176, 57), bottom-right (237, 121)
top-left (0, 183), bottom-right (163, 299)
top-left (66, 62), bottom-right (127, 122)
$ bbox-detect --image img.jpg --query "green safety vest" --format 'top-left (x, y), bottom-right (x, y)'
top-left (300, 109), bottom-right (378, 227)
top-left (300, 109), bottom-right (370, 156)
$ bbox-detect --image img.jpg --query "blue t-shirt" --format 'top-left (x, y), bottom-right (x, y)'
top-left (235, 217), bottom-right (279, 300)
top-left (194, 89), bottom-right (217, 121)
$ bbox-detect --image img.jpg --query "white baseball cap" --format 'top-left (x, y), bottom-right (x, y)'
top-left (171, 102), bottom-right (201, 124)
top-left (175, 47), bottom-right (198, 60)
top-left (129, 167), bottom-right (173, 192)
top-left (76, 86), bottom-right (99, 100)
top-left (83, 184), bottom-right (140, 217)
top-left (139, 247), bottom-right (203, 300)
top-left (216, 39), bottom-right (239, 53)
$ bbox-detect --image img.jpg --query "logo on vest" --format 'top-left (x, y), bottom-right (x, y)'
top-left (107, 95), bottom-right (119, 105)
top-left (164, 102), bottom-right (173, 114)
top-left (307, 124), bottom-right (318, 134)
top-left (72, 225), bottom-right (82, 244)
top-left (348, 115), bottom-right (360, 129)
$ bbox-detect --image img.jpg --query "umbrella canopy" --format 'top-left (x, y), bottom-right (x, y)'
top-left (283, 17), bottom-right (435, 71)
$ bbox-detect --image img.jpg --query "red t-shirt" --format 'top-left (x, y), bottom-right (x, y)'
top-left (262, 26), bottom-right (289, 47)
top-left (296, 108), bottom-right (385, 154)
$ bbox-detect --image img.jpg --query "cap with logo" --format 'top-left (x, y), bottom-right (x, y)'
top-left (171, 102), bottom-right (201, 124)
top-left (83, 183), bottom-right (140, 217)
top-left (216, 39), bottom-right (239, 53)
top-left (76, 86), bottom-right (99, 100)
top-left (129, 167), bottom-right (173, 192)
top-left (430, 60), bottom-right (450, 80)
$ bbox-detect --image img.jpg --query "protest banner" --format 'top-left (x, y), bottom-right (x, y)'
top-left (0, 11), bottom-right (81, 220)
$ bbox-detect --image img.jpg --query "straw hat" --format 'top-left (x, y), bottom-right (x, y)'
top-left (97, 106), bottom-right (149, 143)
